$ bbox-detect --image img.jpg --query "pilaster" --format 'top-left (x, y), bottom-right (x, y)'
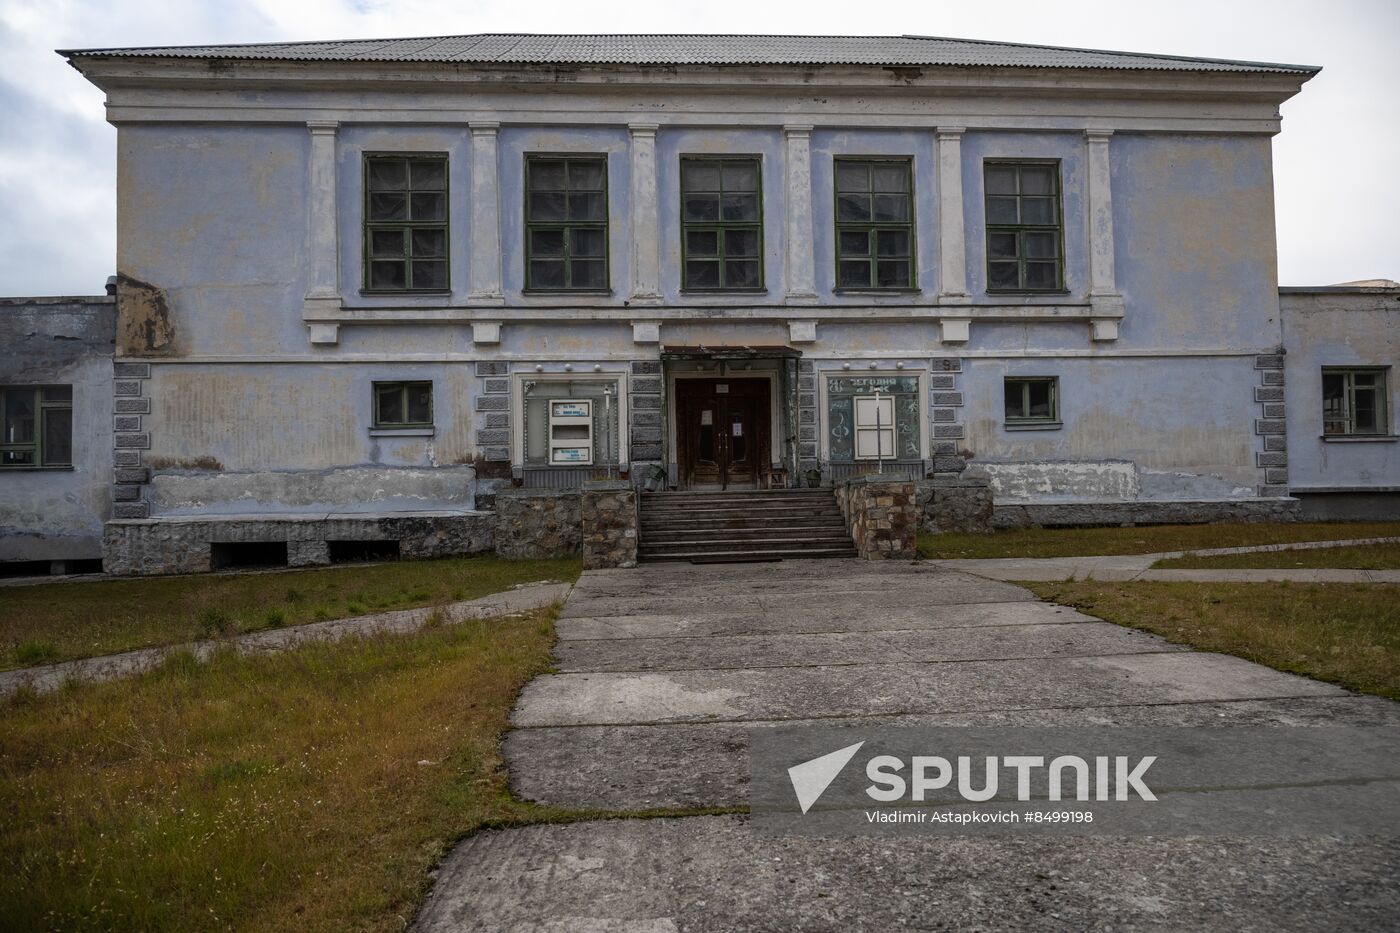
top-left (303, 121), bottom-right (341, 334)
top-left (469, 122), bottom-right (505, 304)
top-left (1086, 129), bottom-right (1124, 339)
top-left (935, 127), bottom-right (969, 304)
top-left (784, 124), bottom-right (817, 303)
top-left (628, 123), bottom-right (663, 304)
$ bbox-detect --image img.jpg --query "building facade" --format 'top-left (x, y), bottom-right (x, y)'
top-left (2, 35), bottom-right (1396, 572)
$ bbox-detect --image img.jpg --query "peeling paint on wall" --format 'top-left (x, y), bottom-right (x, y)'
top-left (115, 273), bottom-right (176, 356)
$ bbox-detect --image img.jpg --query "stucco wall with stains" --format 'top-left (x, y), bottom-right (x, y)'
top-left (142, 363), bottom-right (478, 515)
top-left (0, 298), bottom-right (115, 561)
top-left (110, 108), bottom-right (1292, 509)
top-left (960, 354), bottom-right (1260, 490)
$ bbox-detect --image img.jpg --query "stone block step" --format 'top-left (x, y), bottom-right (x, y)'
top-left (642, 503), bottom-right (842, 518)
top-left (639, 545), bottom-right (859, 563)
top-left (640, 535), bottom-right (856, 555)
top-left (641, 494), bottom-right (835, 510)
top-left (641, 523), bottom-right (845, 537)
top-left (639, 487), bottom-right (852, 562)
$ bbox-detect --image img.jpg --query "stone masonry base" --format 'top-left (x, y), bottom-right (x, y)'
top-left (103, 512), bottom-right (495, 576)
top-left (991, 497), bottom-right (1302, 529)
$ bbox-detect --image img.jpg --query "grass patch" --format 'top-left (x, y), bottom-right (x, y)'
top-left (0, 554), bottom-right (581, 671)
top-left (918, 521), bottom-right (1400, 561)
top-left (0, 606), bottom-right (718, 931)
top-left (1026, 580), bottom-right (1400, 700)
top-left (1154, 542), bottom-right (1400, 571)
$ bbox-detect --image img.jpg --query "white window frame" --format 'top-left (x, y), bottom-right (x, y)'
top-left (853, 394), bottom-right (896, 459)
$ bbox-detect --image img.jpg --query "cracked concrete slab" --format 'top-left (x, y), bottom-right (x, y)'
top-left (553, 621), bottom-right (1187, 673)
top-left (506, 695), bottom-right (1400, 810)
top-left (415, 815), bottom-right (1400, 933)
top-left (512, 652), bottom-right (1343, 728)
top-left (557, 599), bottom-right (1094, 640)
top-left (417, 559), bottom-right (1399, 931)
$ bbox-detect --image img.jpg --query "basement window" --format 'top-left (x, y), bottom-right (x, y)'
top-left (327, 540), bottom-right (401, 563)
top-left (1, 385), bottom-right (72, 468)
top-left (210, 542), bottom-right (289, 571)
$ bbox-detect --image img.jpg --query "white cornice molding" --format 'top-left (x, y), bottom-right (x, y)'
top-left (299, 302), bottom-right (1119, 327)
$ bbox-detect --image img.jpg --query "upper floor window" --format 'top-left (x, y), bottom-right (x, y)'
top-left (835, 159), bottom-right (914, 290)
top-left (681, 157), bottom-right (763, 291)
top-left (1004, 376), bottom-right (1060, 426)
top-left (364, 154), bottom-right (448, 292)
top-left (1323, 368), bottom-right (1389, 436)
top-left (373, 381), bottom-right (433, 428)
top-left (525, 156), bottom-right (609, 291)
top-left (984, 161), bottom-right (1063, 292)
top-left (2, 385), bottom-right (71, 468)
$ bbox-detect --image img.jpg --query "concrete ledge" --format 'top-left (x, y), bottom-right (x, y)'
top-left (103, 511), bottom-right (496, 576)
top-left (991, 497), bottom-right (1302, 529)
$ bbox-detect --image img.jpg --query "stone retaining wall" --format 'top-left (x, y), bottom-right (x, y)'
top-left (916, 475), bottom-right (993, 534)
top-left (581, 481), bottom-right (638, 569)
top-left (103, 512), bottom-right (495, 576)
top-left (991, 497), bottom-right (1302, 529)
top-left (493, 488), bottom-right (582, 559)
top-left (836, 475), bottom-right (918, 560)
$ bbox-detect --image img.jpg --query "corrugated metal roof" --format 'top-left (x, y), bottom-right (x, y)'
top-left (60, 33), bottom-right (1319, 74)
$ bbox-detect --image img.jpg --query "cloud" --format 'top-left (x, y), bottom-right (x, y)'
top-left (0, 0), bottom-right (1395, 294)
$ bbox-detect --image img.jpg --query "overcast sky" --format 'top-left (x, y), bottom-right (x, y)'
top-left (1, 0), bottom-right (1396, 295)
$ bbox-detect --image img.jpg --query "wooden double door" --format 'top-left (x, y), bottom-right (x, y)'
top-left (676, 377), bottom-right (771, 489)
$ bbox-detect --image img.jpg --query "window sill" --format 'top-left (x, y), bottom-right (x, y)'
top-left (0, 465), bottom-right (75, 472)
top-left (833, 288), bottom-right (921, 296)
top-left (985, 289), bottom-right (1072, 297)
top-left (1320, 434), bottom-right (1398, 443)
top-left (521, 288), bottom-right (614, 296)
top-left (1005, 421), bottom-right (1063, 431)
top-left (359, 289), bottom-right (452, 297)
top-left (679, 288), bottom-right (769, 295)
top-left (369, 427), bottom-right (436, 437)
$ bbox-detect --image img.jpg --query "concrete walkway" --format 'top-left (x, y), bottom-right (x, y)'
top-left (0, 581), bottom-right (571, 697)
top-left (414, 560), bottom-right (1400, 931)
top-left (929, 536), bottom-right (1400, 583)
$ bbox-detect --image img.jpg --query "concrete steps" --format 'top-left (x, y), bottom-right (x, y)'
top-left (638, 488), bottom-right (856, 563)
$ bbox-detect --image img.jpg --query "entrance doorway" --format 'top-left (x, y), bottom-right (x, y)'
top-left (675, 378), bottom-right (771, 489)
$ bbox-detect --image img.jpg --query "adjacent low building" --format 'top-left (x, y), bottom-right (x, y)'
top-left (0, 294), bottom-right (115, 571)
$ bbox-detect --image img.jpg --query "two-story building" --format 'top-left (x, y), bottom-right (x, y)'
top-left (3, 33), bottom-right (1389, 571)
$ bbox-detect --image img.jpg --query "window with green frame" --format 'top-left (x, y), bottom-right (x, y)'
top-left (525, 156), bottom-right (609, 290)
top-left (835, 159), bottom-right (914, 289)
top-left (681, 157), bottom-right (763, 290)
top-left (1323, 368), bottom-right (1389, 435)
top-left (373, 381), bottom-right (433, 428)
top-left (2, 385), bottom-right (72, 468)
top-left (364, 154), bottom-right (449, 292)
top-left (984, 161), bottom-right (1063, 291)
top-left (1004, 377), bottom-right (1059, 424)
